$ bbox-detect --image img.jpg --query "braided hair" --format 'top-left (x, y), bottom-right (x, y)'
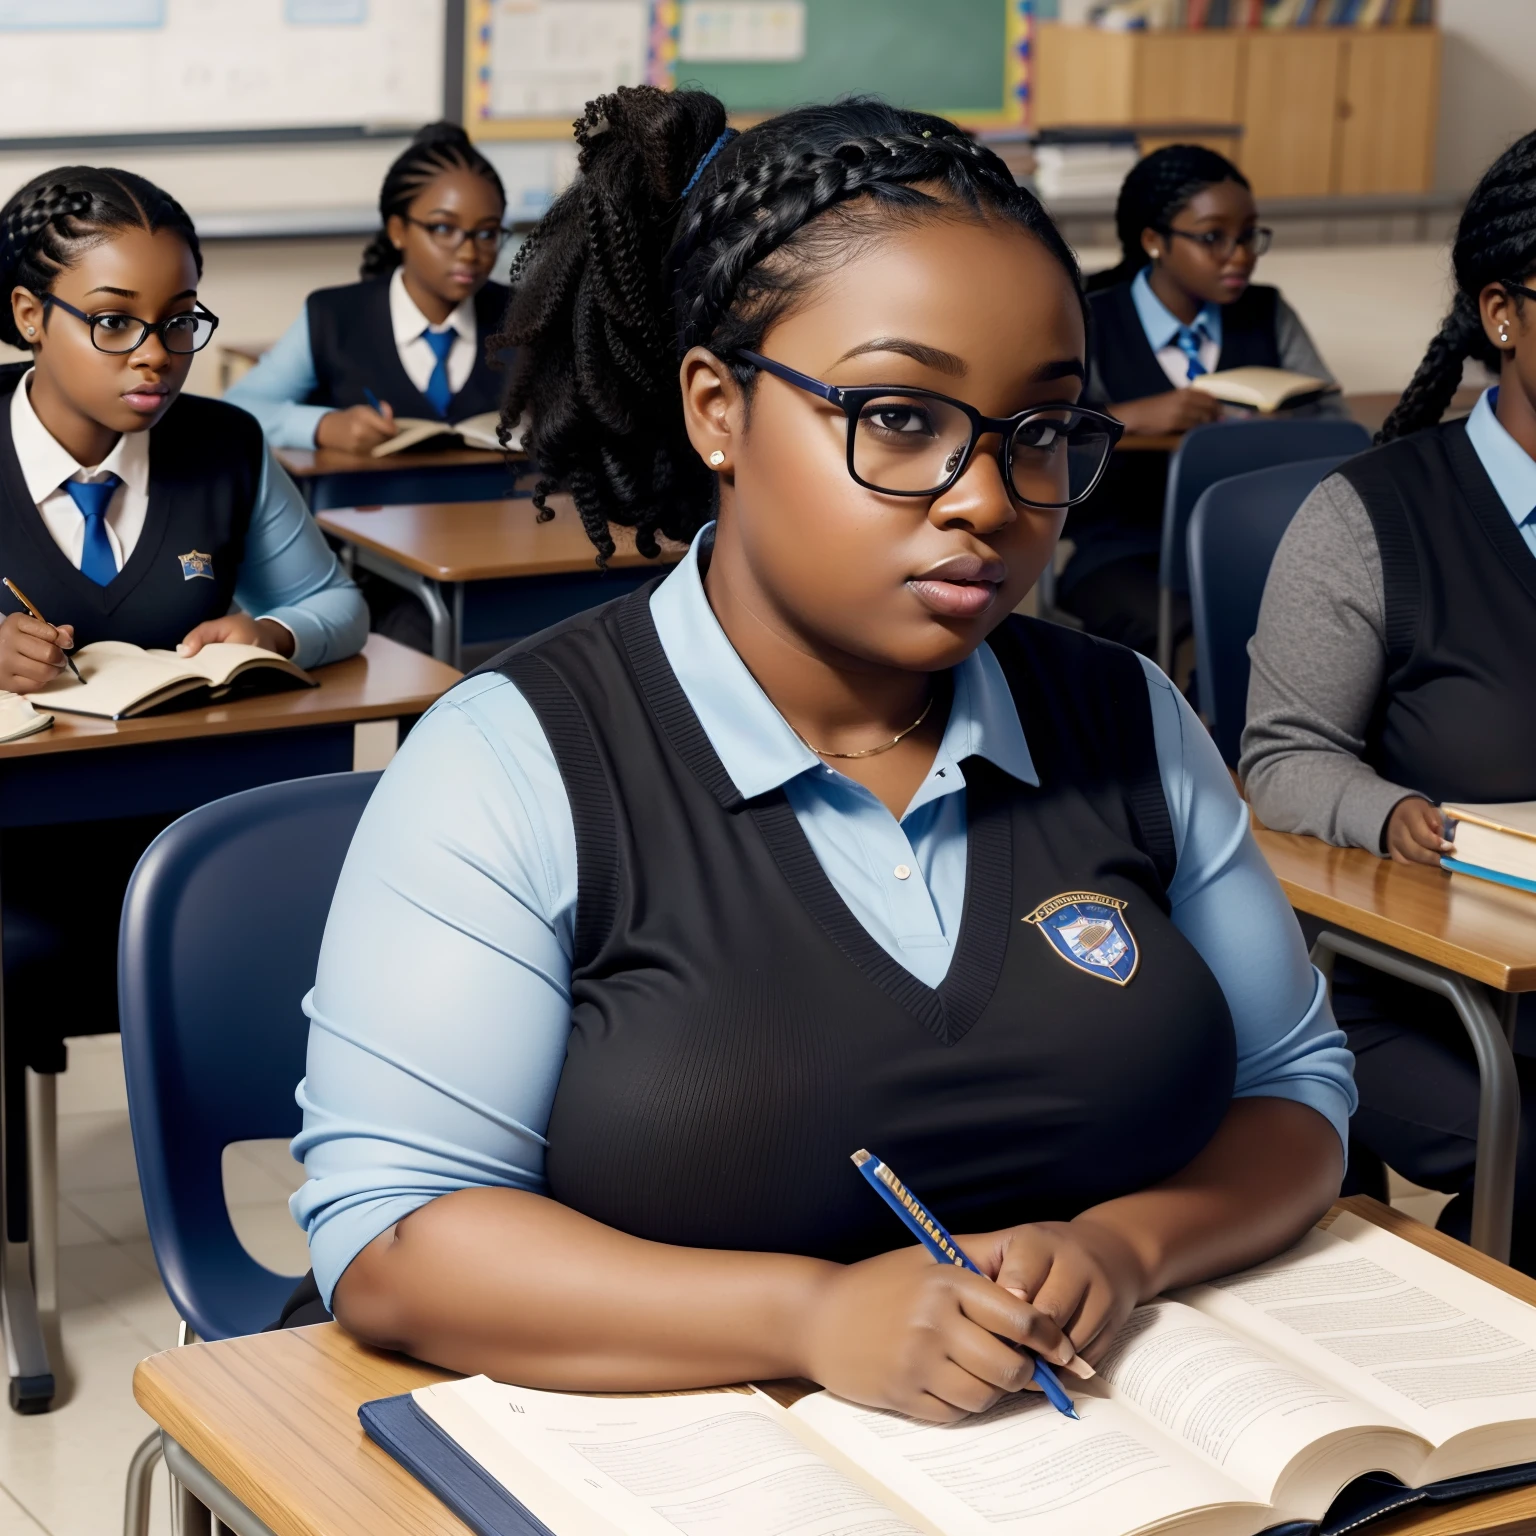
top-left (494, 87), bottom-right (1084, 564)
top-left (0, 166), bottom-right (201, 349)
top-left (1087, 144), bottom-right (1250, 293)
top-left (1379, 129), bottom-right (1536, 443)
top-left (360, 122), bottom-right (507, 279)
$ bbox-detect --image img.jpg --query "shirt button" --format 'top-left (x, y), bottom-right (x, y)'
top-left (894, 864), bottom-right (911, 880)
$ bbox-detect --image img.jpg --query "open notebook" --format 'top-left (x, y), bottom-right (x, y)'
top-left (363, 1214), bottom-right (1536, 1536)
top-left (25, 639), bottom-right (315, 719)
top-left (0, 691), bottom-right (51, 743)
top-left (372, 410), bottom-right (526, 458)
top-left (1188, 366), bottom-right (1339, 414)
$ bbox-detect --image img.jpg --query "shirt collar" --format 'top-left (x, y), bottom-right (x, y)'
top-left (8, 366), bottom-right (148, 506)
top-left (648, 525), bottom-right (1038, 804)
top-left (1463, 386), bottom-right (1536, 530)
top-left (1131, 266), bottom-right (1223, 354)
top-left (388, 266), bottom-right (476, 348)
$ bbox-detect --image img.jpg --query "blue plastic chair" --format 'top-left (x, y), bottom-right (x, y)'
top-left (1156, 416), bottom-right (1370, 674)
top-left (1187, 455), bottom-right (1351, 767)
top-left (117, 770), bottom-right (380, 1343)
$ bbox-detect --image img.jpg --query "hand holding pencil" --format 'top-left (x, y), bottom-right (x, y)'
top-left (1, 578), bottom-right (80, 691)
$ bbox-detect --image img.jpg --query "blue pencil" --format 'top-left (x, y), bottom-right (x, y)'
top-left (363, 387), bottom-right (385, 413)
top-left (851, 1149), bottom-right (1079, 1420)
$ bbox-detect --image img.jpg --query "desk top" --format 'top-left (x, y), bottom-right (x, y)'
top-left (276, 445), bottom-right (528, 481)
top-left (0, 634), bottom-right (461, 763)
top-left (317, 500), bottom-right (682, 583)
top-left (132, 1198), bottom-right (1536, 1536)
top-left (1253, 824), bottom-right (1536, 993)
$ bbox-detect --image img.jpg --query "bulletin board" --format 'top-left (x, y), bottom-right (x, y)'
top-left (465, 0), bottom-right (1031, 142)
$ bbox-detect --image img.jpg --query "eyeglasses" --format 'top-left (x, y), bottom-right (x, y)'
top-left (402, 217), bottom-right (510, 254)
top-left (39, 294), bottom-right (219, 355)
top-left (1159, 225), bottom-right (1273, 261)
top-left (1500, 279), bottom-right (1536, 304)
top-left (733, 349), bottom-right (1122, 508)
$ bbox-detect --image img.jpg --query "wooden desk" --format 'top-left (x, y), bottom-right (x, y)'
top-left (0, 636), bottom-right (461, 1413)
top-left (130, 1197), bottom-right (1536, 1536)
top-left (1253, 823), bottom-right (1534, 1263)
top-left (317, 501), bottom-right (680, 667)
top-left (276, 445), bottom-right (528, 512)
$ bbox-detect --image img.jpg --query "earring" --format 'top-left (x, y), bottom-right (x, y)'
top-left (1500, 328), bottom-right (1511, 344)
top-left (1149, 248), bottom-right (1161, 259)
top-left (708, 450), bottom-right (726, 467)
top-left (25, 326), bottom-right (34, 336)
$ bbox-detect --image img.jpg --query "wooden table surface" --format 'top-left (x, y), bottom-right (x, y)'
top-left (317, 500), bottom-right (682, 583)
top-left (276, 445), bottom-right (528, 481)
top-left (132, 1198), bottom-right (1536, 1536)
top-left (0, 634), bottom-right (461, 762)
top-left (1253, 824), bottom-right (1536, 993)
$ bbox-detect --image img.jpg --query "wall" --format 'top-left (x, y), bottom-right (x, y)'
top-left (1436, 0), bottom-right (1536, 193)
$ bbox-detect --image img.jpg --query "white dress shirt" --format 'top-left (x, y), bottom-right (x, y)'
top-left (1132, 267), bottom-right (1221, 388)
top-left (387, 267), bottom-right (475, 398)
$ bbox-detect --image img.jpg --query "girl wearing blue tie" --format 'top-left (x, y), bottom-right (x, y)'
top-left (225, 123), bottom-right (511, 454)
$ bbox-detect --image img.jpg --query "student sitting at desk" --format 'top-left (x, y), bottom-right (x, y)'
top-left (225, 122), bottom-right (510, 454)
top-left (1243, 131), bottom-right (1536, 1272)
top-left (0, 165), bottom-right (366, 1090)
top-left (288, 89), bottom-right (1354, 1417)
top-left (1061, 146), bottom-right (1339, 658)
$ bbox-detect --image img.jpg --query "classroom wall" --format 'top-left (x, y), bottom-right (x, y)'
top-left (1436, 0), bottom-right (1536, 194)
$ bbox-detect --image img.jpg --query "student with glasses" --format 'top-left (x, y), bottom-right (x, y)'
top-left (283, 90), bottom-right (1354, 1419)
top-left (0, 166), bottom-right (366, 1148)
top-left (1059, 145), bottom-right (1341, 659)
top-left (226, 122), bottom-right (511, 454)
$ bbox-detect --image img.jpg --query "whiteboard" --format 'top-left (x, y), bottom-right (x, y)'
top-left (0, 0), bottom-right (447, 140)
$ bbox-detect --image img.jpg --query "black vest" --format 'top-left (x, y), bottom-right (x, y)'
top-left (0, 367), bottom-right (259, 649)
top-left (489, 589), bottom-right (1237, 1261)
top-left (304, 279), bottom-right (509, 422)
top-left (1338, 420), bottom-right (1536, 804)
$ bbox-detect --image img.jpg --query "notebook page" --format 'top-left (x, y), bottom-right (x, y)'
top-left (27, 641), bottom-right (193, 718)
top-left (415, 1377), bottom-right (930, 1536)
top-left (792, 1384), bottom-right (1260, 1536)
top-left (143, 642), bottom-right (287, 688)
top-left (1185, 1216), bottom-right (1536, 1448)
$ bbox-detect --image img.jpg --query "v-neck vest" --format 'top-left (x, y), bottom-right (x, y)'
top-left (304, 279), bottom-right (510, 422)
top-left (488, 590), bottom-right (1236, 1261)
top-left (0, 368), bottom-right (257, 649)
top-left (1338, 420), bottom-right (1536, 804)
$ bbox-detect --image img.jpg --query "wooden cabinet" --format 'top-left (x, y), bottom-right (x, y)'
top-left (1033, 23), bottom-right (1442, 199)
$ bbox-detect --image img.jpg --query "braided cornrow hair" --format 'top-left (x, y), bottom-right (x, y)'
top-left (493, 87), bottom-right (1084, 565)
top-left (1379, 129), bottom-right (1536, 443)
top-left (0, 166), bottom-right (202, 350)
top-left (360, 121), bottom-right (507, 279)
top-left (1086, 144), bottom-right (1249, 293)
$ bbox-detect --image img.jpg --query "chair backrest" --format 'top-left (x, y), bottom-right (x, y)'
top-left (118, 770), bottom-right (380, 1340)
top-left (1188, 455), bottom-right (1349, 767)
top-left (1160, 417), bottom-right (1370, 597)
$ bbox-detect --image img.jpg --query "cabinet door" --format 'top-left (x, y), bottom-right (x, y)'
top-left (1033, 24), bottom-right (1136, 127)
top-left (1131, 32), bottom-right (1242, 125)
top-left (1239, 33), bottom-right (1345, 198)
top-left (1336, 30), bottom-right (1440, 194)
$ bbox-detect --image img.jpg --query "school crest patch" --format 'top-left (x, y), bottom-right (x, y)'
top-left (178, 550), bottom-right (214, 581)
top-left (1024, 891), bottom-right (1138, 986)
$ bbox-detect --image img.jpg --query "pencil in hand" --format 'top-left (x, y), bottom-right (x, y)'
top-left (2, 577), bottom-right (83, 683)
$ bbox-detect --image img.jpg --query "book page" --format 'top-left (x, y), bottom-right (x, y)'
top-left (142, 642), bottom-right (303, 688)
top-left (792, 1384), bottom-right (1262, 1536)
top-left (1184, 1215), bottom-right (1536, 1466)
top-left (0, 691), bottom-right (50, 743)
top-left (26, 640), bottom-right (194, 718)
top-left (415, 1377), bottom-right (932, 1536)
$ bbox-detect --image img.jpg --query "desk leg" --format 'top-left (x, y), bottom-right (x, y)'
top-left (1312, 929), bottom-right (1520, 1264)
top-left (349, 546), bottom-right (454, 664)
top-left (25, 1069), bottom-right (57, 1317)
top-left (162, 1434), bottom-right (279, 1536)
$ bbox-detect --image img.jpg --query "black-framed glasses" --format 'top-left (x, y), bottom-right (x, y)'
top-left (1501, 278), bottom-right (1536, 304)
top-left (733, 349), bottom-right (1123, 508)
top-left (402, 216), bottom-right (510, 254)
top-left (1160, 225), bottom-right (1273, 261)
top-left (39, 294), bottom-right (219, 355)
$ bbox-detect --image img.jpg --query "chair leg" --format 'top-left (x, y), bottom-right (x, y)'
top-left (24, 1068), bottom-right (58, 1317)
top-left (124, 1430), bottom-right (162, 1536)
top-left (1155, 587), bottom-right (1174, 678)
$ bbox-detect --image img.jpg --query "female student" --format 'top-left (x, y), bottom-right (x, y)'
top-left (1243, 130), bottom-right (1536, 1272)
top-left (0, 165), bottom-right (367, 1089)
top-left (225, 122), bottom-right (510, 453)
top-left (289, 89), bottom-right (1354, 1417)
top-left (1061, 145), bottom-right (1339, 656)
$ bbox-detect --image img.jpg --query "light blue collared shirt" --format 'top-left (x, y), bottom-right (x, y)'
top-left (292, 528), bottom-right (1355, 1306)
top-left (1131, 265), bottom-right (1223, 359)
top-left (1464, 387), bottom-right (1536, 561)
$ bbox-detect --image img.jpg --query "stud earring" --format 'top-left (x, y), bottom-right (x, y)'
top-left (1500, 328), bottom-right (1511, 344)
top-left (25, 326), bottom-right (34, 336)
top-left (708, 450), bottom-right (726, 467)
top-left (1150, 248), bottom-right (1161, 259)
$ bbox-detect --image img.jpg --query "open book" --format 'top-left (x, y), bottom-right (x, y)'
top-left (370, 1214), bottom-right (1536, 1536)
top-left (0, 691), bottom-right (51, 743)
top-left (1189, 366), bottom-right (1339, 414)
top-left (1443, 802), bottom-right (1536, 896)
top-left (24, 639), bottom-right (315, 720)
top-left (372, 410), bottom-right (525, 458)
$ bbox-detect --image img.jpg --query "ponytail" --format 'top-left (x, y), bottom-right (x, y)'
top-left (1379, 128), bottom-right (1536, 443)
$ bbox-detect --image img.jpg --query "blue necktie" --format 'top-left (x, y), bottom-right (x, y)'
top-left (64, 474), bottom-right (122, 586)
top-left (422, 328), bottom-right (456, 417)
top-left (1175, 324), bottom-right (1209, 382)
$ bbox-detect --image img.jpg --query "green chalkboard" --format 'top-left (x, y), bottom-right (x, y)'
top-left (675, 0), bottom-right (1018, 122)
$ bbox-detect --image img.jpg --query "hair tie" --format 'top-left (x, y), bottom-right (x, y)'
top-left (682, 129), bottom-right (738, 199)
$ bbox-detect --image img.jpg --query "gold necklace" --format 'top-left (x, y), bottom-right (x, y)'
top-left (790, 692), bottom-right (935, 760)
